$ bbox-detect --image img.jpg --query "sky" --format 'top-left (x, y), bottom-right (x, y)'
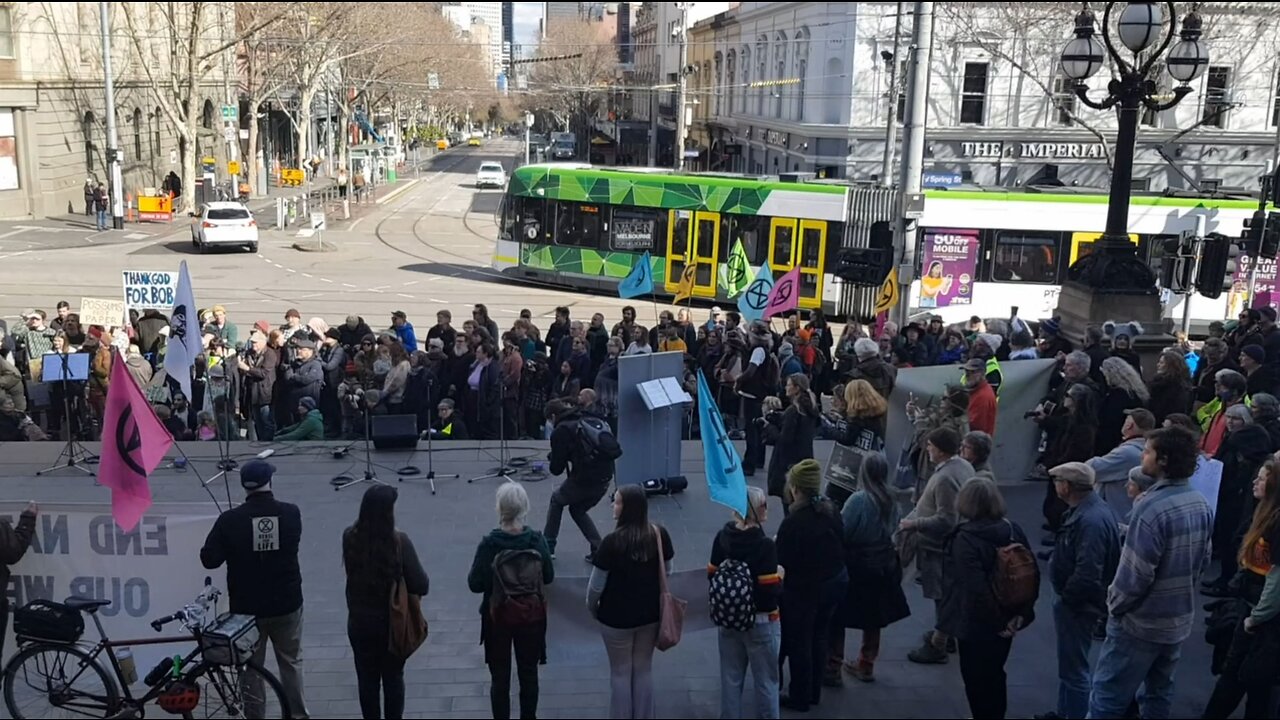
top-left (512, 1), bottom-right (544, 53)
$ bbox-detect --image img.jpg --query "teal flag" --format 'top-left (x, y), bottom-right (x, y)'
top-left (697, 369), bottom-right (747, 518)
top-left (618, 251), bottom-right (654, 299)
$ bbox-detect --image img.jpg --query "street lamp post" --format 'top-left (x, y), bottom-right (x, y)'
top-left (1058, 1), bottom-right (1208, 293)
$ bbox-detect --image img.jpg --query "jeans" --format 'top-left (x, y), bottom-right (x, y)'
top-left (718, 620), bottom-right (781, 720)
top-left (1054, 599), bottom-right (1098, 719)
top-left (251, 404), bottom-right (275, 442)
top-left (958, 633), bottom-right (1013, 720)
top-left (544, 479), bottom-right (609, 554)
top-left (95, 209), bottom-right (107, 230)
top-left (780, 571), bottom-right (848, 709)
top-left (349, 615), bottom-right (406, 719)
top-left (1088, 618), bottom-right (1182, 720)
top-left (601, 622), bottom-right (658, 719)
top-left (247, 608), bottom-right (309, 719)
top-left (486, 620), bottom-right (544, 720)
top-left (742, 396), bottom-right (765, 474)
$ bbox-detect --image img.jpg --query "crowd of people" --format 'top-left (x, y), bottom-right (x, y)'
top-left (7, 295), bottom-right (1280, 719)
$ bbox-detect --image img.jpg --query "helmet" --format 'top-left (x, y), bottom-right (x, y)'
top-left (156, 680), bottom-right (200, 714)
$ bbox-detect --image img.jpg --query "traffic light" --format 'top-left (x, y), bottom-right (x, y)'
top-left (1242, 210), bottom-right (1266, 256)
top-left (1195, 232), bottom-right (1239, 299)
top-left (1159, 237), bottom-right (1193, 293)
top-left (834, 220), bottom-right (894, 286)
top-left (1263, 211), bottom-right (1280, 259)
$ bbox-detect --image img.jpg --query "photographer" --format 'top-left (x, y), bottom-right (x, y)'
top-left (284, 339), bottom-right (323, 425)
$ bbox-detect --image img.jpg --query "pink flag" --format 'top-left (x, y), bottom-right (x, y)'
top-left (100, 349), bottom-right (173, 531)
top-left (764, 266), bottom-right (802, 318)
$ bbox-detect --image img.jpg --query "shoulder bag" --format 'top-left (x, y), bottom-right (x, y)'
top-left (388, 534), bottom-right (428, 660)
top-left (654, 525), bottom-right (687, 651)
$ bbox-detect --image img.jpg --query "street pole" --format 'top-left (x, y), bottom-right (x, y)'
top-left (673, 3), bottom-right (689, 171)
top-left (880, 0), bottom-right (905, 187)
top-left (1181, 213), bottom-right (1206, 335)
top-left (892, 1), bottom-right (933, 326)
top-left (99, 1), bottom-right (124, 230)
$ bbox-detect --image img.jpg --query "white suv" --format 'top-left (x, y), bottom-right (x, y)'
top-left (190, 202), bottom-right (259, 253)
top-left (475, 162), bottom-right (507, 189)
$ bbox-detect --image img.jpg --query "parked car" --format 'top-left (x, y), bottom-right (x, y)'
top-left (468, 136), bottom-right (482, 147)
top-left (475, 162), bottom-right (507, 189)
top-left (190, 202), bottom-right (258, 253)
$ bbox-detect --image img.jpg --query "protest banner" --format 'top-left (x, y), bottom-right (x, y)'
top-left (121, 270), bottom-right (178, 312)
top-left (79, 297), bottom-right (127, 329)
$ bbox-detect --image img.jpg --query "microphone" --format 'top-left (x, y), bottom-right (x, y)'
top-left (256, 448), bottom-right (274, 459)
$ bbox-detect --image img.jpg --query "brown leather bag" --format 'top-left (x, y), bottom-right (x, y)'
top-left (654, 525), bottom-right (686, 652)
top-left (388, 535), bottom-right (428, 660)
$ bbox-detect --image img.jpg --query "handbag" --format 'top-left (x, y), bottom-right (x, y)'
top-left (388, 535), bottom-right (428, 660)
top-left (653, 525), bottom-right (687, 652)
top-left (893, 436), bottom-right (919, 491)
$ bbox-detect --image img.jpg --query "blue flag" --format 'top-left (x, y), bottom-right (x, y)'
top-left (737, 264), bottom-right (774, 323)
top-left (618, 251), bottom-right (654, 299)
top-left (697, 369), bottom-right (747, 519)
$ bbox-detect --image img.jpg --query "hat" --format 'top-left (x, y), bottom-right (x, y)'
top-left (298, 396), bottom-right (317, 412)
top-left (854, 337), bottom-right (879, 361)
top-left (1242, 344), bottom-right (1266, 364)
top-left (324, 327), bottom-right (341, 341)
top-left (778, 341), bottom-right (795, 359)
top-left (1252, 393), bottom-right (1280, 416)
top-left (977, 333), bottom-right (1003, 351)
top-left (963, 357), bottom-right (986, 372)
top-left (293, 338), bottom-right (315, 350)
top-left (1103, 320), bottom-right (1144, 340)
top-left (1041, 317), bottom-right (1061, 336)
top-left (1123, 407), bottom-right (1156, 431)
top-left (428, 337), bottom-right (444, 351)
top-left (1209, 320), bottom-right (1226, 332)
top-left (240, 459), bottom-right (276, 491)
top-left (787, 459), bottom-right (823, 494)
top-left (254, 320), bottom-right (271, 334)
top-left (1263, 307), bottom-right (1278, 322)
top-left (392, 310), bottom-right (407, 320)
top-left (929, 315), bottom-right (943, 323)
top-left (1128, 466), bottom-right (1157, 493)
top-left (284, 308), bottom-right (301, 319)
top-left (795, 328), bottom-right (812, 342)
top-left (1050, 461), bottom-right (1096, 490)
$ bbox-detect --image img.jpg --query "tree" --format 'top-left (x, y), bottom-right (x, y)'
top-left (117, 2), bottom-right (285, 211)
top-left (238, 2), bottom-right (297, 195)
top-left (523, 21), bottom-right (616, 143)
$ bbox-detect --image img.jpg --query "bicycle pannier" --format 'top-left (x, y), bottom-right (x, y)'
top-left (200, 613), bottom-right (260, 666)
top-left (13, 600), bottom-right (84, 643)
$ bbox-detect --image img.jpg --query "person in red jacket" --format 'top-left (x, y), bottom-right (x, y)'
top-left (962, 358), bottom-right (997, 436)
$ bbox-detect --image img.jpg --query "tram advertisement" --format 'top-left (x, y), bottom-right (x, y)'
top-left (919, 229), bottom-right (979, 308)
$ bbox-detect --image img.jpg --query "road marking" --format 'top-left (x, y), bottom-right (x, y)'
top-left (125, 233), bottom-right (150, 240)
top-left (342, 283), bottom-right (356, 288)
top-left (285, 268), bottom-right (297, 273)
top-left (301, 273), bottom-right (313, 278)
top-left (402, 280), bottom-right (420, 287)
top-left (0, 229), bottom-right (24, 240)
top-left (320, 278), bottom-right (334, 283)
top-left (428, 297), bottom-right (447, 303)
top-left (397, 293), bottom-right (415, 299)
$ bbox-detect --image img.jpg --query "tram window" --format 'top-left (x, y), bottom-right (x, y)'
top-left (671, 211), bottom-right (691, 259)
top-left (772, 222), bottom-right (795, 266)
top-left (609, 207), bottom-right (660, 253)
top-left (553, 202), bottom-right (605, 248)
top-left (991, 231), bottom-right (1058, 284)
top-left (730, 215), bottom-right (769, 265)
top-left (800, 225), bottom-right (823, 267)
top-left (515, 196), bottom-right (546, 244)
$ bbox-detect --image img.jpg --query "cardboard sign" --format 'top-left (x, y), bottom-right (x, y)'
top-left (79, 297), bottom-right (126, 329)
top-left (122, 270), bottom-right (177, 311)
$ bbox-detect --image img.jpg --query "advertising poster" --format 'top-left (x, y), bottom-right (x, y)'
top-left (919, 229), bottom-right (979, 308)
top-left (1229, 255), bottom-right (1277, 316)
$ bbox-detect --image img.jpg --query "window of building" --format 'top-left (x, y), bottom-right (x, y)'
top-left (152, 107), bottom-right (161, 157)
top-left (78, 4), bottom-right (94, 65)
top-left (726, 51), bottom-right (736, 117)
top-left (960, 62), bottom-right (989, 125)
top-left (1272, 61), bottom-right (1280, 126)
top-left (0, 6), bottom-right (14, 58)
top-left (796, 59), bottom-right (806, 121)
top-left (774, 33), bottom-right (786, 120)
top-left (1141, 63), bottom-right (1165, 127)
top-left (83, 111), bottom-right (95, 173)
top-left (0, 109), bottom-right (19, 190)
top-left (714, 53), bottom-right (723, 117)
top-left (990, 231), bottom-right (1057, 284)
top-left (201, 100), bottom-right (214, 130)
top-left (1202, 65), bottom-right (1231, 128)
top-left (133, 108), bottom-right (142, 160)
top-left (1053, 75), bottom-right (1076, 126)
top-left (554, 201), bottom-right (605, 248)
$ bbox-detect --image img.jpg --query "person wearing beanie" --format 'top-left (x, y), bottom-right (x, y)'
top-left (776, 458), bottom-right (847, 711)
top-left (967, 333), bottom-right (1005, 395)
top-left (1250, 392), bottom-right (1280, 451)
top-left (274, 395), bottom-right (324, 441)
top-left (1238, 344), bottom-right (1278, 399)
top-left (778, 340), bottom-right (803, 378)
top-left (846, 337), bottom-right (897, 401)
top-left (1039, 462), bottom-right (1121, 720)
top-left (1038, 316), bottom-right (1074, 359)
top-left (902, 426), bottom-right (975, 665)
top-left (200, 460), bottom-right (309, 718)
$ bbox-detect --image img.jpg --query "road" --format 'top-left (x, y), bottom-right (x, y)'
top-left (0, 140), bottom-right (666, 334)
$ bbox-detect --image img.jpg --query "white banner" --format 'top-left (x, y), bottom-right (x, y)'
top-left (79, 297), bottom-right (126, 329)
top-left (121, 270), bottom-right (178, 312)
top-left (2, 503), bottom-right (223, 673)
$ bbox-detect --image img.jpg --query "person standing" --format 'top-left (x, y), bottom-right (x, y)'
top-left (391, 311), bottom-right (418, 351)
top-left (1088, 426), bottom-right (1214, 720)
top-left (93, 182), bottom-right (108, 231)
top-left (1038, 463), bottom-right (1121, 720)
top-left (470, 482), bottom-right (554, 720)
top-left (0, 502), bottom-right (37, 659)
top-left (238, 331), bottom-right (278, 441)
top-left (543, 398), bottom-right (615, 562)
top-left (588, 485), bottom-right (674, 719)
top-left (342, 486), bottom-right (429, 720)
top-left (199, 461), bottom-right (309, 719)
top-left (962, 357), bottom-right (998, 436)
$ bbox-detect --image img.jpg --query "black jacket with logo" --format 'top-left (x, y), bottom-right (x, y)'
top-left (549, 409), bottom-right (614, 485)
top-left (200, 492), bottom-right (303, 618)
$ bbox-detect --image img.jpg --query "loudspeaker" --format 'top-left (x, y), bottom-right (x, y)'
top-left (371, 414), bottom-right (419, 450)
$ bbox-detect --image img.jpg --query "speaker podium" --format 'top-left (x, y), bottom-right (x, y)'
top-left (616, 352), bottom-right (690, 488)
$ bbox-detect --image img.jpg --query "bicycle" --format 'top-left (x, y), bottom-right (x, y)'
top-left (2, 579), bottom-right (292, 719)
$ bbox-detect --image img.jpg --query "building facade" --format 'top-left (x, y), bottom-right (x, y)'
top-left (680, 2), bottom-right (1280, 192)
top-left (0, 3), bottom-right (233, 220)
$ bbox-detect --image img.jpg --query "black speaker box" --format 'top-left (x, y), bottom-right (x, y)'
top-left (371, 414), bottom-right (418, 450)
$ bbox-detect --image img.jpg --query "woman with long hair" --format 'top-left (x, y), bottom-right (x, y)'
top-left (1203, 459), bottom-right (1280, 718)
top-left (1148, 349), bottom-right (1193, 424)
top-left (1205, 405), bottom-right (1273, 597)
top-left (829, 453), bottom-right (910, 684)
top-left (588, 485), bottom-right (675, 719)
top-left (765, 374), bottom-right (822, 509)
top-left (342, 485), bottom-right (429, 720)
top-left (381, 340), bottom-right (412, 416)
top-left (469, 482), bottom-right (554, 720)
top-left (467, 342), bottom-right (503, 439)
top-left (821, 380), bottom-right (888, 509)
top-left (1097, 357), bottom-right (1150, 457)
top-left (1043, 383), bottom-right (1100, 534)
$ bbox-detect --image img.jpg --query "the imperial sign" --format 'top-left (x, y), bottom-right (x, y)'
top-left (960, 141), bottom-right (1107, 160)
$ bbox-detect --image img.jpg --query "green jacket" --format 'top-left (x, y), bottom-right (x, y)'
top-left (274, 409), bottom-right (323, 441)
top-left (467, 527), bottom-right (554, 615)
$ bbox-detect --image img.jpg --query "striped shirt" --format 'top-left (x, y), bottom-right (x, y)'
top-left (1107, 478), bottom-right (1213, 645)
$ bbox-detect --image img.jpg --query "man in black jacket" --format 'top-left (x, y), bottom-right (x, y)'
top-left (0, 501), bottom-right (37, 659)
top-left (200, 461), bottom-right (309, 719)
top-left (284, 339), bottom-right (324, 423)
top-left (543, 399), bottom-right (613, 562)
top-left (238, 332), bottom-right (278, 441)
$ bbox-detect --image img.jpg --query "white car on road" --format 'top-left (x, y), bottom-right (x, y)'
top-left (191, 202), bottom-right (259, 253)
top-left (475, 162), bottom-right (507, 189)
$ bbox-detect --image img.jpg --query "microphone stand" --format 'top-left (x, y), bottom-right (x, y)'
top-left (333, 397), bottom-right (395, 491)
top-left (401, 374), bottom-right (457, 495)
top-left (38, 351), bottom-right (96, 477)
top-left (469, 364), bottom-right (517, 484)
top-left (203, 349), bottom-right (238, 509)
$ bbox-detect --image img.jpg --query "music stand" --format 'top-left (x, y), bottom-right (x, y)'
top-left (37, 352), bottom-right (96, 477)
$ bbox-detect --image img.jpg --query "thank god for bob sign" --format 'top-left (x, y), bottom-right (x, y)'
top-left (2, 503), bottom-right (223, 670)
top-left (121, 270), bottom-right (178, 312)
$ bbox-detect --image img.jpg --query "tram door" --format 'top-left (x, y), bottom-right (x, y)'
top-left (664, 210), bottom-right (721, 297)
top-left (768, 218), bottom-right (828, 310)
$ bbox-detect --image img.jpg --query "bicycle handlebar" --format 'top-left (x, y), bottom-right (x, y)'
top-left (149, 581), bottom-right (223, 633)
top-left (149, 613), bottom-right (180, 632)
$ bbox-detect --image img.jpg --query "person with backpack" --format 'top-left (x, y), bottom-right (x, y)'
top-left (543, 398), bottom-right (621, 563)
top-left (342, 485), bottom-right (429, 720)
top-left (469, 482), bottom-right (554, 720)
top-left (708, 485), bottom-right (782, 719)
top-left (939, 478), bottom-right (1038, 720)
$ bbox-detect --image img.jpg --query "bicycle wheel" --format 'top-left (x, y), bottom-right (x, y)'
top-left (183, 660), bottom-right (290, 719)
top-left (2, 643), bottom-right (120, 719)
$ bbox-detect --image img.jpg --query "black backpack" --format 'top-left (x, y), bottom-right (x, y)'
top-left (574, 415), bottom-right (622, 464)
top-left (489, 548), bottom-right (547, 627)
